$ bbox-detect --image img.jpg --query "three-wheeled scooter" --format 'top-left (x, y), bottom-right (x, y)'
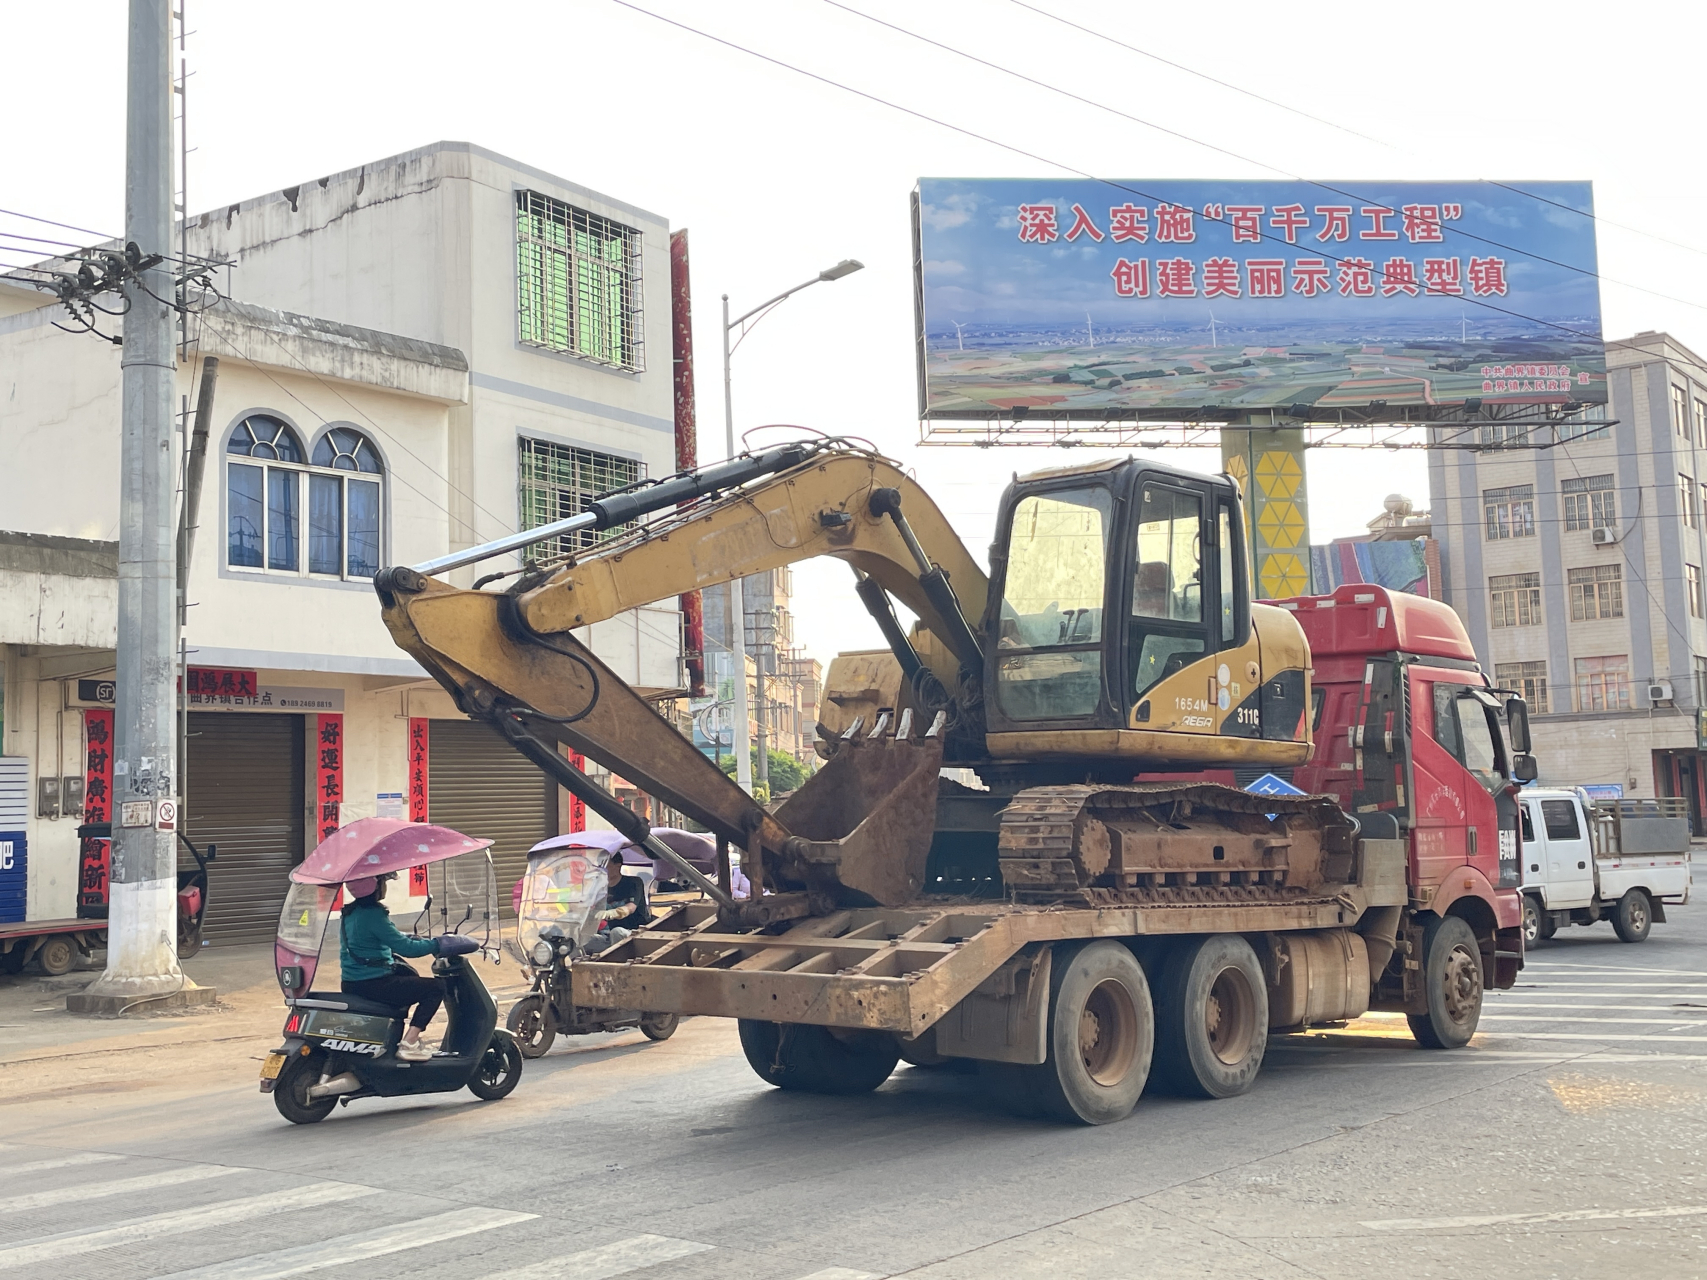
top-left (261, 817), bottom-right (523, 1124)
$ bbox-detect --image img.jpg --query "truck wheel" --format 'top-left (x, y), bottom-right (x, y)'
top-left (1537, 907), bottom-right (1557, 940)
top-left (1151, 934), bottom-right (1268, 1099)
top-left (506, 995), bottom-right (556, 1059)
top-left (639, 1012), bottom-right (679, 1041)
top-left (35, 936), bottom-right (75, 977)
top-left (1613, 890), bottom-right (1652, 943)
top-left (273, 1051), bottom-right (337, 1125)
top-left (1520, 895), bottom-right (1544, 947)
top-left (177, 920), bottom-right (203, 960)
top-left (1036, 940), bottom-right (1154, 1124)
top-left (1407, 916), bottom-right (1483, 1050)
top-left (737, 1020), bottom-right (899, 1095)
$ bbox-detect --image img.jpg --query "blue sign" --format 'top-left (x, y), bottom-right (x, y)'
top-left (914, 178), bottom-right (1605, 417)
top-left (1245, 773), bottom-right (1306, 799)
top-left (0, 831), bottom-right (25, 924)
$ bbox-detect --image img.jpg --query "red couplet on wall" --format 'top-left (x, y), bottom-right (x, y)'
top-left (78, 708), bottom-right (115, 915)
top-left (316, 713), bottom-right (344, 846)
top-left (569, 750), bottom-right (587, 831)
top-left (408, 716), bottom-right (429, 893)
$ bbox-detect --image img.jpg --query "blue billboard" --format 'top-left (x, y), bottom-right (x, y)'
top-left (913, 178), bottom-right (1606, 418)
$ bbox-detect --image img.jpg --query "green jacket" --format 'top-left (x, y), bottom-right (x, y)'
top-left (339, 900), bottom-right (438, 983)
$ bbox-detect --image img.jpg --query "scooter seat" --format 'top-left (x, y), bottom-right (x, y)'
top-left (296, 990), bottom-right (406, 1019)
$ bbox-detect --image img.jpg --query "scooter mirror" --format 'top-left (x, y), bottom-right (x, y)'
top-left (205, 844), bottom-right (217, 861)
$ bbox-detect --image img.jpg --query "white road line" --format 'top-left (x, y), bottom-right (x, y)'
top-left (0, 1151), bottom-right (125, 1176)
top-left (1486, 1032), bottom-right (1707, 1042)
top-left (0, 1163), bottom-right (236, 1213)
top-left (1518, 983), bottom-right (1707, 989)
top-left (154, 1206), bottom-right (537, 1280)
top-left (1364, 1203), bottom-right (1707, 1231)
top-left (1487, 1003), bottom-right (1707, 1010)
top-left (1481, 1015), bottom-right (1707, 1025)
top-left (476, 1232), bottom-right (714, 1280)
top-left (1524, 964), bottom-right (1707, 975)
top-left (795, 1270), bottom-right (884, 1280)
top-left (0, 1181), bottom-right (378, 1271)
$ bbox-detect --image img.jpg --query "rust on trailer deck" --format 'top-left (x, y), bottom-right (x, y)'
top-left (571, 886), bottom-right (1386, 1034)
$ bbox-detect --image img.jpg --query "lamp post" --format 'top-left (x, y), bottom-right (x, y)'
top-left (720, 258), bottom-right (863, 794)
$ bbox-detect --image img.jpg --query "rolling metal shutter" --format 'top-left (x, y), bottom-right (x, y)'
top-left (185, 713), bottom-right (305, 945)
top-left (427, 720), bottom-right (555, 910)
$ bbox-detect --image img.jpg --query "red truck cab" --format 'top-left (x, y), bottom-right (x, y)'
top-left (1276, 583), bottom-right (1528, 995)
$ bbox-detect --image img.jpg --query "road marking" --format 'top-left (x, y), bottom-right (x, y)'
top-left (0, 1181), bottom-right (378, 1270)
top-left (1364, 1203), bottom-right (1707, 1230)
top-left (1487, 1002), bottom-right (1707, 1010)
top-left (795, 1270), bottom-right (884, 1279)
top-left (476, 1233), bottom-right (714, 1280)
top-left (0, 1150), bottom-right (125, 1176)
top-left (154, 1206), bottom-right (537, 1279)
top-left (1482, 1015), bottom-right (1707, 1025)
top-left (0, 1163), bottom-right (236, 1213)
top-left (1486, 1032), bottom-right (1707, 1043)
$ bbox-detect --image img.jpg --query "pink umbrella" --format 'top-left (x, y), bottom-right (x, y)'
top-left (290, 816), bottom-right (492, 885)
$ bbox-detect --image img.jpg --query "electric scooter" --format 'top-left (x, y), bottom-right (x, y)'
top-left (260, 817), bottom-right (523, 1124)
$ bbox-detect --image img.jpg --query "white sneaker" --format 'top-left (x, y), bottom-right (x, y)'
top-left (395, 1040), bottom-right (431, 1061)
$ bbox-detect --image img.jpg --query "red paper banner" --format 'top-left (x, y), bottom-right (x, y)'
top-left (408, 717), bottom-right (429, 894)
top-left (315, 713), bottom-right (344, 845)
top-left (79, 708), bottom-right (115, 913)
top-left (569, 750), bottom-right (587, 831)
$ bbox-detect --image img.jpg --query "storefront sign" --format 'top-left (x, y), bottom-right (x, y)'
top-left (79, 709), bottom-right (114, 916)
top-left (186, 668), bottom-right (258, 699)
top-left (316, 713), bottom-right (344, 845)
top-left (77, 678), bottom-right (116, 705)
top-left (187, 685), bottom-right (344, 712)
top-left (407, 717), bottom-right (429, 894)
top-left (376, 792), bottom-right (404, 819)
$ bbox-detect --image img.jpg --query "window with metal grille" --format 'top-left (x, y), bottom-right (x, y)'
top-left (1691, 565), bottom-right (1705, 619)
top-left (1574, 654), bottom-right (1630, 711)
top-left (1684, 474), bottom-right (1700, 529)
top-left (1556, 404), bottom-right (1610, 443)
top-left (1561, 474), bottom-right (1614, 532)
top-left (515, 191), bottom-right (643, 371)
top-left (1695, 399), bottom-right (1706, 447)
top-left (1489, 572), bottom-right (1541, 628)
top-left (517, 438), bottom-right (644, 559)
top-left (1568, 564), bottom-right (1623, 621)
top-left (1674, 385), bottom-right (1689, 437)
top-left (1495, 660), bottom-right (1549, 714)
top-left (1484, 484), bottom-right (1535, 540)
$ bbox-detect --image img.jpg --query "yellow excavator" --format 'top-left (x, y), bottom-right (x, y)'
top-left (375, 439), bottom-right (1330, 923)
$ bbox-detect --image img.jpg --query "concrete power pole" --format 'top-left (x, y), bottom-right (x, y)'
top-left (72, 0), bottom-right (212, 1013)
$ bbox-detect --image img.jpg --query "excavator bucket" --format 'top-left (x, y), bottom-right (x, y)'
top-left (773, 711), bottom-right (946, 908)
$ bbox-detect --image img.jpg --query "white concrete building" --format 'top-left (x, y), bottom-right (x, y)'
top-left (0, 143), bottom-right (687, 944)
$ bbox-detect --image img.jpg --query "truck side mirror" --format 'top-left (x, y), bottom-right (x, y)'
top-left (1505, 697), bottom-right (1531, 754)
top-left (1513, 753), bottom-right (1538, 784)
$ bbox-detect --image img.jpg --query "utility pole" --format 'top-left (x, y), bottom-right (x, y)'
top-left (71, 0), bottom-right (212, 1013)
top-left (720, 293), bottom-right (753, 795)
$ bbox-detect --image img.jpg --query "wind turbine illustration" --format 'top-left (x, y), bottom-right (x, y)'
top-left (1208, 309), bottom-right (1218, 349)
top-left (950, 320), bottom-right (966, 352)
top-left (1086, 312), bottom-right (1095, 349)
top-left (1460, 312), bottom-right (1468, 344)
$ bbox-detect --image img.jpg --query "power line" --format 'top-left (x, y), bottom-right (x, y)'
top-left (0, 206), bottom-right (118, 242)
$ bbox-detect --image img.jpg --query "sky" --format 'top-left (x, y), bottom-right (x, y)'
top-left (6, 0), bottom-right (1707, 669)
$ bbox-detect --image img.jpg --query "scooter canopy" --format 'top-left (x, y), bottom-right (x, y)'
top-left (291, 816), bottom-right (492, 885)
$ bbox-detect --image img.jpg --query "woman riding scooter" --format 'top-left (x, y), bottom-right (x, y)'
top-left (340, 872), bottom-right (474, 1060)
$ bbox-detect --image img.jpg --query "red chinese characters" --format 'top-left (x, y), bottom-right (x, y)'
top-left (1155, 258), bottom-right (1197, 297)
top-left (1314, 206), bottom-right (1352, 242)
top-left (1360, 207), bottom-right (1398, 240)
top-left (1017, 204), bottom-right (1059, 244)
top-left (185, 667), bottom-right (258, 699)
top-left (1109, 204), bottom-right (1149, 243)
top-left (1269, 204), bottom-right (1309, 243)
top-left (1291, 259), bottom-right (1331, 296)
top-left (1202, 257), bottom-right (1241, 298)
top-left (569, 751), bottom-right (587, 831)
top-left (1380, 257), bottom-right (1420, 297)
top-left (1246, 260), bottom-right (1286, 298)
top-left (79, 708), bottom-right (115, 913)
top-left (1111, 258), bottom-right (1151, 297)
top-left (1424, 257), bottom-right (1463, 295)
top-left (1154, 204), bottom-right (1196, 243)
top-left (1401, 204), bottom-right (1444, 243)
top-left (1338, 257), bottom-right (1376, 297)
top-left (407, 716), bottom-right (429, 892)
top-left (1226, 206), bottom-right (1263, 243)
top-left (1468, 257), bottom-right (1509, 296)
top-left (1064, 204), bottom-right (1103, 242)
top-left (316, 713), bottom-right (344, 845)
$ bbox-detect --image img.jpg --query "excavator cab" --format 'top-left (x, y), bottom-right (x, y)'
top-left (982, 459), bottom-right (1308, 769)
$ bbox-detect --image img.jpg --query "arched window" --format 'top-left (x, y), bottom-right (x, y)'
top-left (227, 416), bottom-right (384, 579)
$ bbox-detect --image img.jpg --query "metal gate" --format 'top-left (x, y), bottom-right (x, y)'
top-left (185, 712), bottom-right (305, 945)
top-left (427, 720), bottom-right (555, 910)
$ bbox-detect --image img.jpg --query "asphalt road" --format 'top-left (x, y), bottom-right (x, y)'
top-left (3, 903), bottom-right (1706, 1280)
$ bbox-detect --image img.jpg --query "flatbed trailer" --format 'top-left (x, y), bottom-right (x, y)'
top-left (0, 918), bottom-right (105, 976)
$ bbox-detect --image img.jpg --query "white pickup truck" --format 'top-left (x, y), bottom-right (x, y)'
top-left (1518, 789), bottom-right (1693, 945)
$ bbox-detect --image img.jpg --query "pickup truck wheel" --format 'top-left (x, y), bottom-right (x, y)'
top-left (736, 1020), bottom-right (898, 1095)
top-left (1407, 916), bottom-right (1483, 1050)
top-left (1036, 940), bottom-right (1154, 1124)
top-left (1151, 934), bottom-right (1268, 1099)
top-left (1520, 895), bottom-right (1544, 947)
top-left (1537, 908), bottom-right (1557, 940)
top-left (1613, 890), bottom-right (1652, 943)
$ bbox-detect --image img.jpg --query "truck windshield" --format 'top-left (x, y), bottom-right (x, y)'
top-left (996, 486), bottom-right (1110, 720)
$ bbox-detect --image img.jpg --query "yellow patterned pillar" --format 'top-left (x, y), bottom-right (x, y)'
top-left (1220, 427), bottom-right (1310, 600)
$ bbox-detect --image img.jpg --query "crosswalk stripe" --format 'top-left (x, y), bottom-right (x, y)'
top-left (1364, 1203), bottom-right (1707, 1230)
top-left (0, 1163), bottom-right (236, 1214)
top-left (1482, 1015), bottom-right (1707, 1024)
top-left (476, 1232), bottom-right (714, 1280)
top-left (0, 1151), bottom-right (125, 1177)
top-left (1489, 1002), bottom-right (1707, 1009)
top-left (1486, 1032), bottom-right (1707, 1042)
top-left (0, 1181), bottom-right (378, 1271)
top-left (795, 1269), bottom-right (884, 1279)
top-left (153, 1206), bottom-right (537, 1279)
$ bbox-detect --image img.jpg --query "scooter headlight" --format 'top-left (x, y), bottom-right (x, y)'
top-left (530, 939), bottom-right (554, 967)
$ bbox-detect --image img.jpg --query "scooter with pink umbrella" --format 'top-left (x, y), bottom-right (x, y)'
top-left (260, 817), bottom-right (522, 1124)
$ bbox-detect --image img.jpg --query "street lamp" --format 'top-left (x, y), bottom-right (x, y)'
top-left (721, 258), bottom-right (864, 794)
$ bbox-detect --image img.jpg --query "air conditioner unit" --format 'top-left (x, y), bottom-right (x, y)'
top-left (1648, 681), bottom-right (1674, 703)
top-left (1591, 526), bottom-right (1620, 546)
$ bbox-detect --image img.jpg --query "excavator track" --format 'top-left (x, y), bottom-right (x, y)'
top-left (997, 783), bottom-right (1358, 906)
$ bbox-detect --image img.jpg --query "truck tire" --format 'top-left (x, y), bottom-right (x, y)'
top-left (1035, 940), bottom-right (1154, 1124)
top-left (1613, 889), bottom-right (1652, 943)
top-left (1520, 895), bottom-right (1544, 947)
top-left (1537, 907), bottom-right (1557, 941)
top-left (506, 995), bottom-right (556, 1059)
top-left (35, 936), bottom-right (76, 977)
top-left (1407, 916), bottom-right (1483, 1050)
top-left (736, 1020), bottom-right (899, 1095)
top-left (639, 1012), bottom-right (679, 1041)
top-left (1151, 934), bottom-right (1268, 1099)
